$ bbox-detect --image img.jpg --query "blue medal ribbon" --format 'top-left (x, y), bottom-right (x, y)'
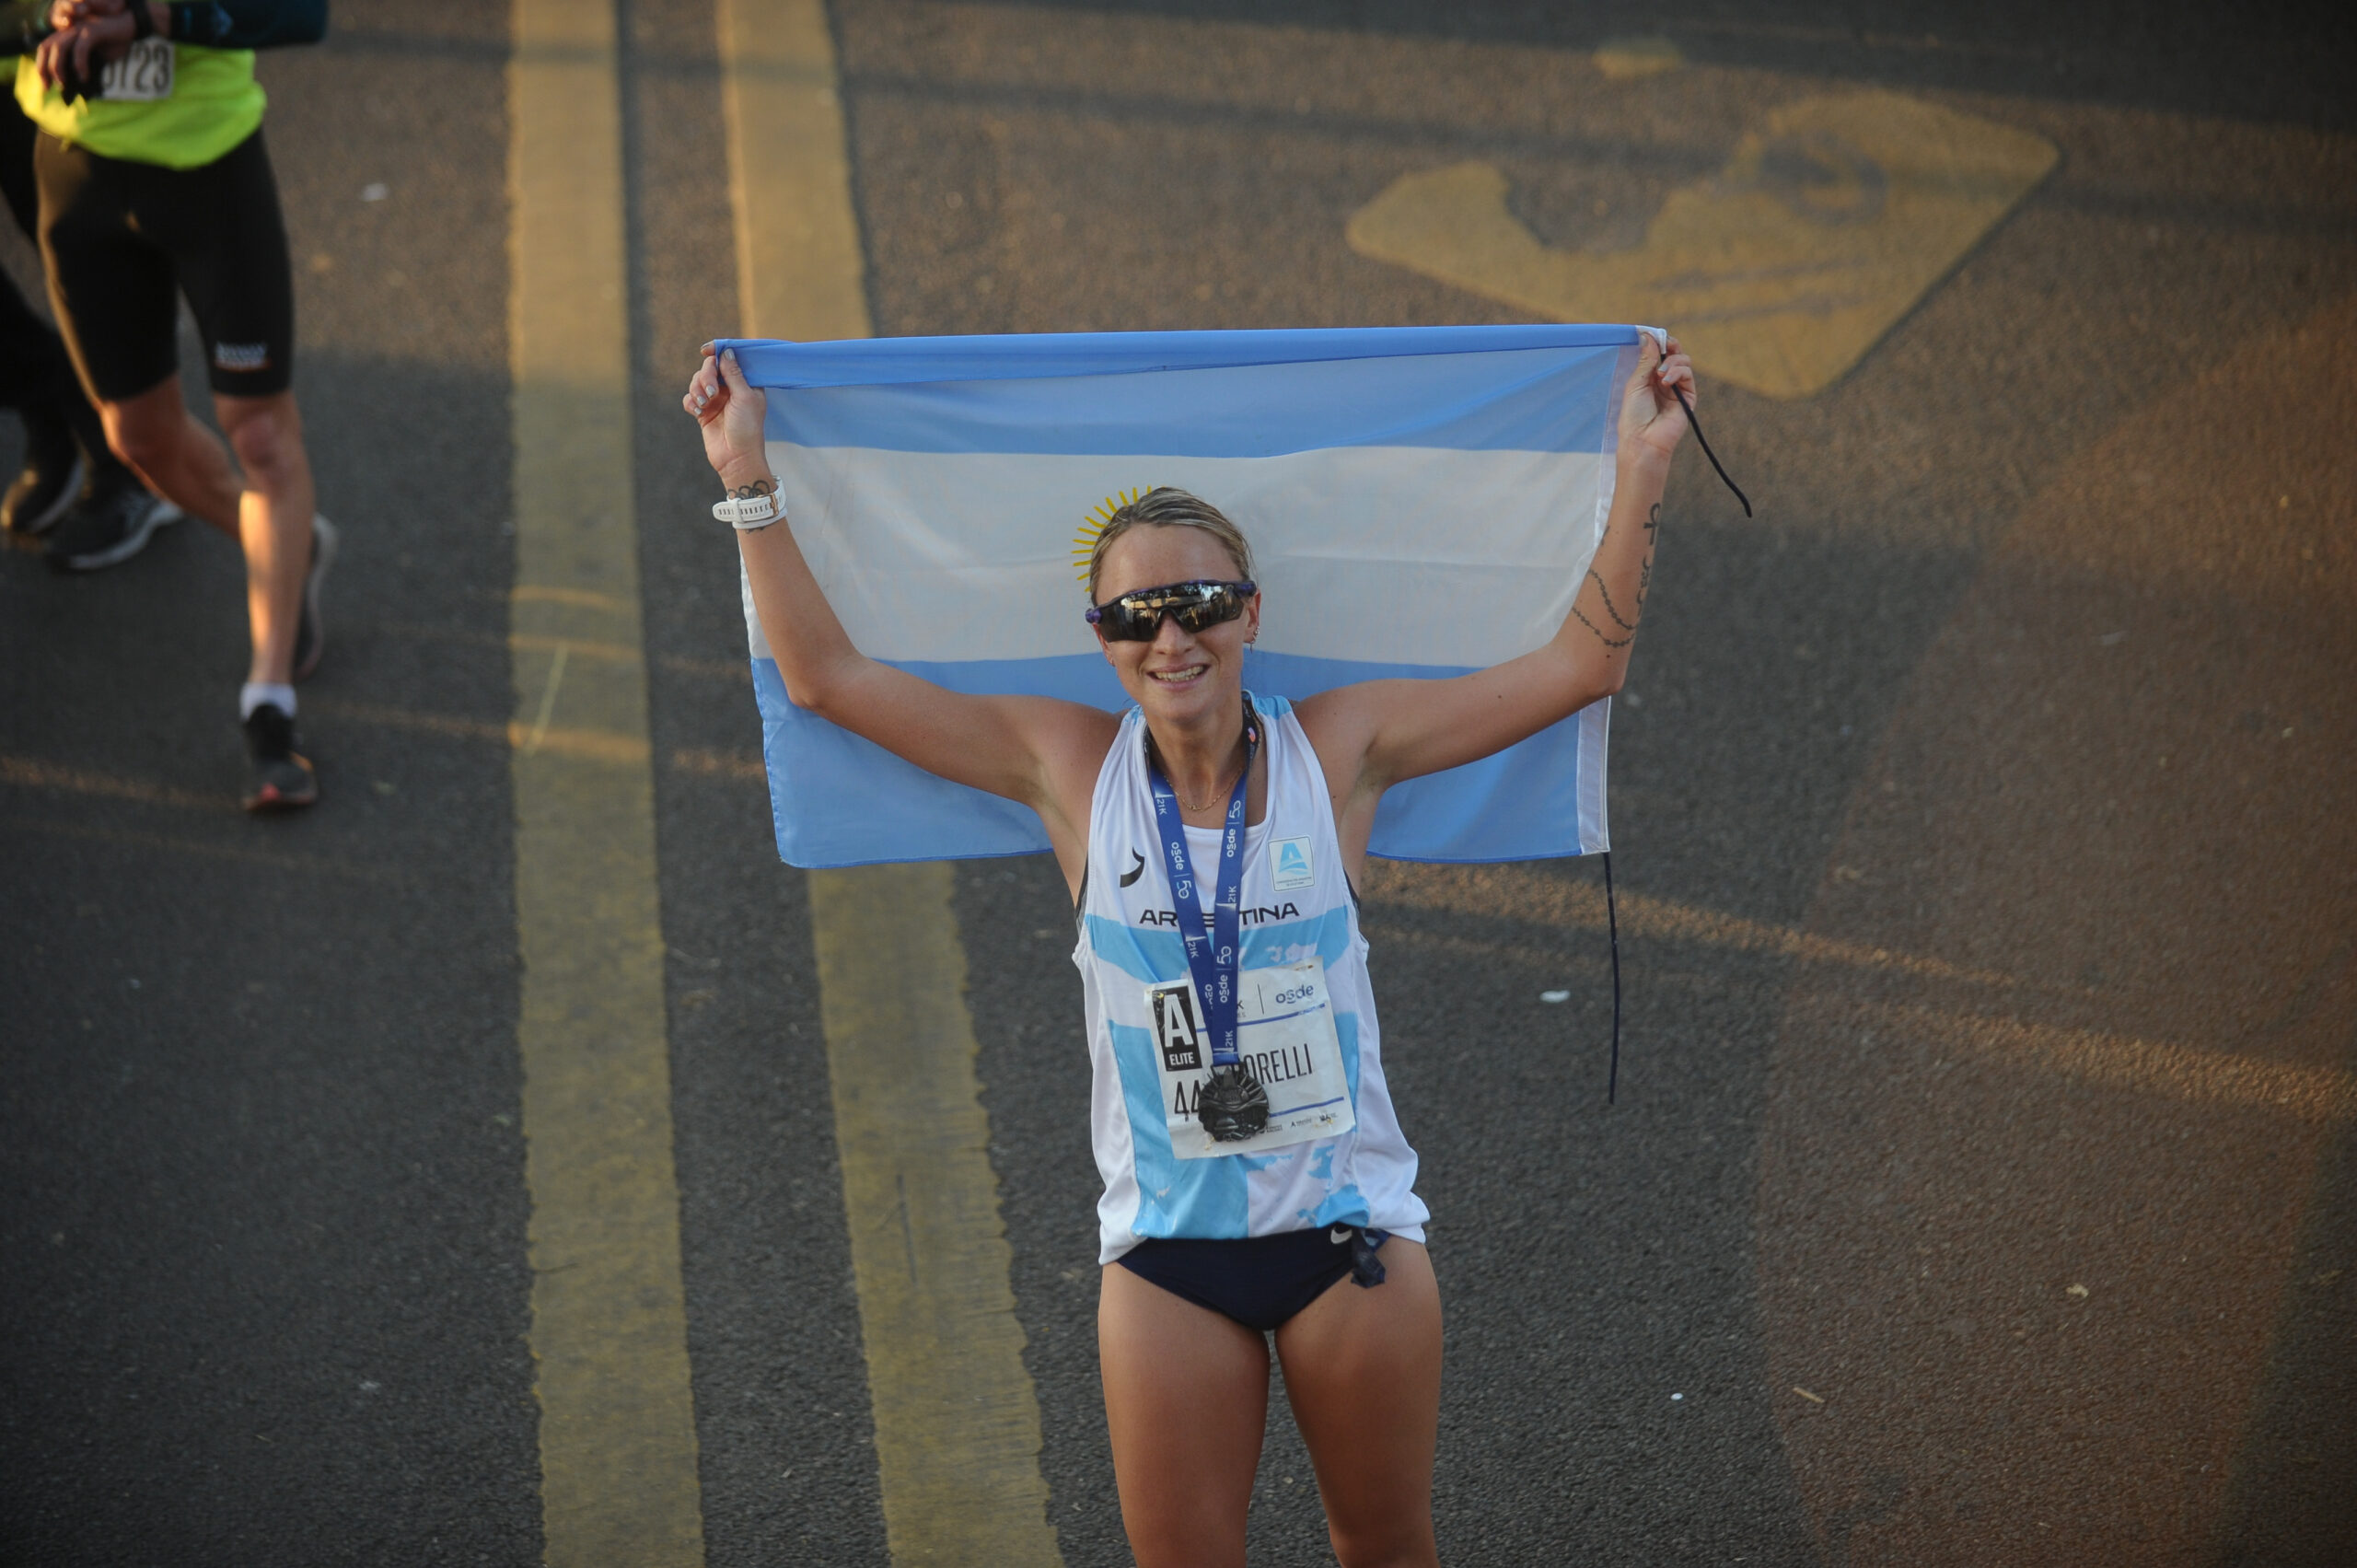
top-left (1145, 701), bottom-right (1260, 1075)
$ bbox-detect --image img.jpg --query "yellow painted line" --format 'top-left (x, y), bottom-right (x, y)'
top-left (511, 632), bottom-right (644, 664)
top-left (514, 584), bottom-right (633, 612)
top-left (807, 865), bottom-right (1062, 1564)
top-left (719, 4), bottom-right (1060, 1562)
top-left (1346, 88), bottom-right (2057, 398)
top-left (510, 1), bottom-right (703, 1562)
top-left (717, 0), bottom-right (873, 343)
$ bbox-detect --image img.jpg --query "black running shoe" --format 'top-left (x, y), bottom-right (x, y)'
top-left (292, 515), bottom-right (337, 680)
top-left (43, 483), bottom-right (181, 572)
top-left (241, 703), bottom-right (319, 812)
top-left (2, 438), bottom-right (83, 537)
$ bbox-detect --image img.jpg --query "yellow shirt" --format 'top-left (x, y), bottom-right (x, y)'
top-left (15, 43), bottom-right (263, 170)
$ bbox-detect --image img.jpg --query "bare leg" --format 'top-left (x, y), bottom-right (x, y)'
top-left (1274, 1239), bottom-right (1444, 1568)
top-left (99, 373), bottom-right (240, 533)
top-left (214, 390), bottom-right (315, 687)
top-left (97, 375), bottom-right (315, 687)
top-left (1099, 1263), bottom-right (1271, 1568)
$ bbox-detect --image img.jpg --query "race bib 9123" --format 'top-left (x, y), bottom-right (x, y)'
top-left (99, 39), bottom-right (175, 102)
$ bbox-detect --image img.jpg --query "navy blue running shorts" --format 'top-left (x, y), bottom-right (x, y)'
top-left (1116, 1225), bottom-right (1390, 1333)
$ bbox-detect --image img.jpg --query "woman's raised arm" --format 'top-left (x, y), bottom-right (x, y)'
top-left (1297, 332), bottom-right (1694, 856)
top-left (686, 348), bottom-right (1118, 858)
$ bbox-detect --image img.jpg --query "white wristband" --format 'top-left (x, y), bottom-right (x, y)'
top-left (714, 490), bottom-right (784, 529)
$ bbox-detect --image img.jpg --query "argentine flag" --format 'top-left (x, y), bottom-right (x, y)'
top-left (723, 324), bottom-right (1647, 869)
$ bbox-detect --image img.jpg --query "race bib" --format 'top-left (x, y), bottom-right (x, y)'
top-left (1148, 958), bottom-right (1356, 1159)
top-left (99, 39), bottom-right (175, 102)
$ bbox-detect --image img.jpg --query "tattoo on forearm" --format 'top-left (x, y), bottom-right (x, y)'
top-left (1573, 501), bottom-right (1660, 652)
top-left (1587, 569), bottom-right (1640, 633)
top-left (729, 480), bottom-right (775, 499)
top-left (1571, 604), bottom-right (1633, 649)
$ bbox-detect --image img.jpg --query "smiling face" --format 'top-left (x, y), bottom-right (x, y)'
top-left (1091, 523), bottom-right (1260, 728)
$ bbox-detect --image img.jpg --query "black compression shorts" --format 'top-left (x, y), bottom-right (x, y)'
top-left (35, 126), bottom-right (293, 401)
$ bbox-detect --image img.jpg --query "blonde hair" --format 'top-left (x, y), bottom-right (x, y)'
top-left (1084, 487), bottom-right (1255, 601)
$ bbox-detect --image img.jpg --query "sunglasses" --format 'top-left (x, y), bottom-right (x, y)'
top-left (1086, 579), bottom-right (1258, 643)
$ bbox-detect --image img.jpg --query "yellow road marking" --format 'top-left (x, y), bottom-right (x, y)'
top-left (514, 584), bottom-right (632, 612)
top-left (1347, 88), bottom-right (2056, 398)
top-left (718, 0), bottom-right (873, 343)
top-left (511, 633), bottom-right (644, 664)
top-left (719, 4), bottom-right (1060, 1561)
top-left (524, 645), bottom-right (570, 755)
top-left (510, 1), bottom-right (703, 1562)
top-left (807, 865), bottom-right (1062, 1565)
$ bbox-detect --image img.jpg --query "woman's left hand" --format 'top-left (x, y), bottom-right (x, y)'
top-left (1618, 331), bottom-right (1695, 466)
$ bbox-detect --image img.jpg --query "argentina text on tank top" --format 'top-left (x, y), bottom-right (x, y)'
top-left (1074, 694), bottom-right (1431, 1264)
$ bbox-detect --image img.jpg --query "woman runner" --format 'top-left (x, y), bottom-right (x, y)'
top-left (686, 331), bottom-right (1695, 1568)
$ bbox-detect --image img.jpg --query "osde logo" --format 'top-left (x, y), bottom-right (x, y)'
top-left (1271, 984), bottom-right (1315, 1005)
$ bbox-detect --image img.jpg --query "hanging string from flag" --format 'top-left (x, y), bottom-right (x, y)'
top-left (1605, 331), bottom-right (1753, 1103)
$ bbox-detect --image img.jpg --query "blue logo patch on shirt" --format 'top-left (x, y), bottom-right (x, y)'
top-left (1271, 835), bottom-right (1314, 892)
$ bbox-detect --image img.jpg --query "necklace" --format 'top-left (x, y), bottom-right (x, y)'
top-left (1145, 716), bottom-right (1253, 820)
top-left (1151, 733), bottom-right (1250, 813)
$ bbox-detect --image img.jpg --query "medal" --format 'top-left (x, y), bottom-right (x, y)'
top-left (1195, 1063), bottom-right (1271, 1142)
top-left (1146, 700), bottom-right (1265, 1144)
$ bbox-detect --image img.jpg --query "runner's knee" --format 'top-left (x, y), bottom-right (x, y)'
top-left (1326, 1517), bottom-right (1439, 1568)
top-left (223, 402), bottom-right (299, 486)
top-left (100, 399), bottom-right (180, 476)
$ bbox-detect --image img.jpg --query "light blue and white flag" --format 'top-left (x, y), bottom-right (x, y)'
top-left (723, 324), bottom-right (1645, 869)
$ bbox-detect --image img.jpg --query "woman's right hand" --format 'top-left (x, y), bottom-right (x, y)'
top-left (684, 345), bottom-right (772, 493)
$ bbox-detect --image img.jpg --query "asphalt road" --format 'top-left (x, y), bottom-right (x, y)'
top-left (5, 3), bottom-right (2354, 1564)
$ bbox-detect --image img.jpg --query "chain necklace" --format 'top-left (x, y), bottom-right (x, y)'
top-left (1150, 731), bottom-right (1251, 814)
top-left (1155, 736), bottom-right (1253, 806)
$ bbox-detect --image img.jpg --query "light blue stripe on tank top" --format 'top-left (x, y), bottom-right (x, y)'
top-left (1109, 1022), bottom-right (1251, 1241)
top-left (1084, 905), bottom-right (1352, 986)
top-left (1237, 907), bottom-right (1353, 972)
top-left (1306, 1014), bottom-right (1369, 1230)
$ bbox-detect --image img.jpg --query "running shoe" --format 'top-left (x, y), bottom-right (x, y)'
top-left (2, 434), bottom-right (83, 537)
top-left (43, 482), bottom-right (181, 572)
top-left (292, 514), bottom-right (337, 680)
top-left (241, 703), bottom-right (319, 812)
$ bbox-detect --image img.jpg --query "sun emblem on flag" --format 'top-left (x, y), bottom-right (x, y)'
top-left (1074, 486), bottom-right (1151, 582)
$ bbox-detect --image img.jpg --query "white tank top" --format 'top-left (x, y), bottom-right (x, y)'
top-left (1074, 694), bottom-right (1430, 1263)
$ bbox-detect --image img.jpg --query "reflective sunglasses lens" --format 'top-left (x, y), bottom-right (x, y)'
top-left (1169, 588), bottom-right (1237, 633)
top-left (1091, 581), bottom-right (1250, 641)
top-left (1105, 602), bottom-right (1161, 640)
